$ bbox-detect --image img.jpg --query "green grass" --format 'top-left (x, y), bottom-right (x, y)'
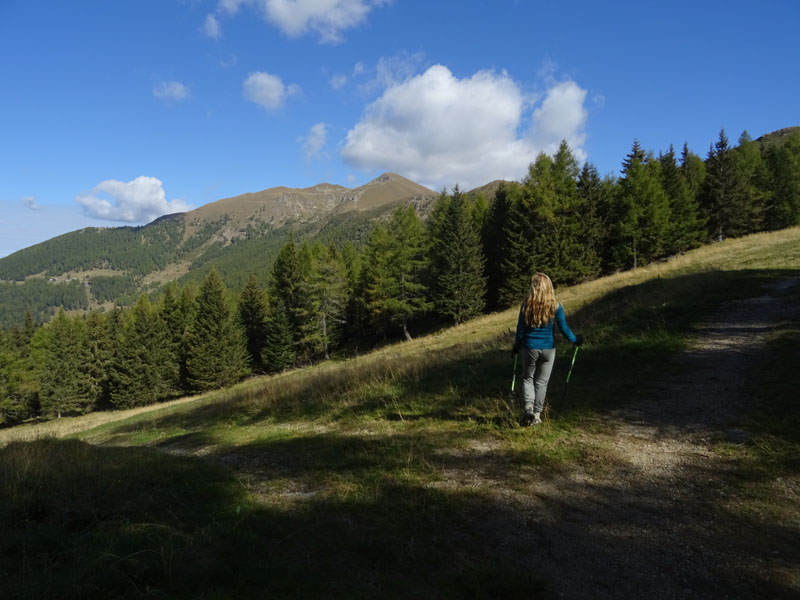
top-left (2, 227), bottom-right (800, 598)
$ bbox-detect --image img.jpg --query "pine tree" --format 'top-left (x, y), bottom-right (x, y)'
top-left (270, 234), bottom-right (302, 346)
top-left (700, 129), bottom-right (751, 241)
top-left (84, 311), bottom-right (114, 408)
top-left (185, 270), bottom-right (249, 392)
top-left (731, 130), bottom-right (768, 233)
top-left (238, 273), bottom-right (270, 371)
top-left (360, 224), bottom-right (394, 337)
top-left (382, 205), bottom-right (432, 340)
top-left (611, 143), bottom-right (671, 269)
top-left (160, 283), bottom-right (192, 394)
top-left (302, 243), bottom-right (348, 359)
top-left (262, 298), bottom-right (296, 373)
top-left (659, 145), bottom-right (703, 254)
top-left (429, 188), bottom-right (487, 324)
top-left (482, 182), bottom-right (514, 310)
top-left (764, 130), bottom-right (800, 229)
top-left (39, 310), bottom-right (93, 418)
top-left (497, 183), bottom-right (535, 307)
top-left (576, 162), bottom-right (611, 275)
top-left (109, 295), bottom-right (176, 408)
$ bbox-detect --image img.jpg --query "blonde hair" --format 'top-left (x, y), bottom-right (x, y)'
top-left (524, 273), bottom-right (558, 327)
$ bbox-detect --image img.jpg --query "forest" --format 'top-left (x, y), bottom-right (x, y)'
top-left (1, 128), bottom-right (799, 426)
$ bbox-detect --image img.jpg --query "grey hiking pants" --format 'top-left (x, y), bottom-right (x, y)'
top-left (521, 348), bottom-right (556, 415)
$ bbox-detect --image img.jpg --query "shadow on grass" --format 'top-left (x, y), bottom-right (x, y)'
top-left (0, 438), bottom-right (545, 600)
top-left (3, 432), bottom-right (798, 599)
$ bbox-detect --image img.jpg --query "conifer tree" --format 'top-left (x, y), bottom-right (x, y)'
top-left (238, 273), bottom-right (270, 371)
top-left (262, 298), bottom-right (296, 373)
top-left (340, 240), bottom-right (365, 337)
top-left (700, 129), bottom-right (751, 240)
top-left (576, 162), bottom-right (611, 276)
top-left (270, 234), bottom-right (302, 343)
top-left (109, 295), bottom-right (175, 408)
top-left (611, 144), bottom-right (671, 269)
top-left (185, 270), bottom-right (249, 391)
top-left (482, 182), bottom-right (514, 310)
top-left (362, 205), bottom-right (430, 340)
top-left (160, 283), bottom-right (192, 394)
top-left (496, 183), bottom-right (533, 307)
top-left (659, 145), bottom-right (703, 254)
top-left (764, 130), bottom-right (800, 229)
top-left (731, 130), bottom-right (768, 233)
top-left (428, 188), bottom-right (487, 324)
top-left (84, 311), bottom-right (114, 408)
top-left (39, 310), bottom-right (93, 418)
top-left (303, 243), bottom-right (348, 359)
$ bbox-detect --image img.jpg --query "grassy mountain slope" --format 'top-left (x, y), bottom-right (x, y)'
top-left (2, 227), bottom-right (798, 598)
top-left (0, 173), bottom-right (437, 325)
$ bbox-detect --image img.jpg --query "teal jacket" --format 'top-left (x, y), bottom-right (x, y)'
top-left (514, 303), bottom-right (576, 350)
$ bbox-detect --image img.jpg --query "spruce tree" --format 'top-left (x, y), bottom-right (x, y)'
top-left (429, 188), bottom-right (487, 324)
top-left (185, 270), bottom-right (249, 392)
top-left (109, 295), bottom-right (175, 408)
top-left (39, 310), bottom-right (93, 418)
top-left (611, 144), bottom-right (671, 269)
top-left (764, 130), bottom-right (800, 229)
top-left (482, 182), bottom-right (514, 310)
top-left (238, 273), bottom-right (270, 371)
top-left (262, 298), bottom-right (296, 373)
top-left (576, 162), bottom-right (611, 276)
top-left (270, 234), bottom-right (302, 345)
top-left (732, 130), bottom-right (768, 233)
top-left (700, 129), bottom-right (750, 241)
top-left (160, 283), bottom-right (191, 394)
top-left (659, 145), bottom-right (703, 254)
top-left (360, 224), bottom-right (394, 337)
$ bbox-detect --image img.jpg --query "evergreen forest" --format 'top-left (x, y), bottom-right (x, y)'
top-left (2, 128), bottom-right (799, 427)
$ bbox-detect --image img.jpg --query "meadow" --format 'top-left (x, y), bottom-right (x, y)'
top-left (2, 227), bottom-right (799, 599)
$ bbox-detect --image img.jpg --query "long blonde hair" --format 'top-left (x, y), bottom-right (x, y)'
top-left (524, 273), bottom-right (558, 327)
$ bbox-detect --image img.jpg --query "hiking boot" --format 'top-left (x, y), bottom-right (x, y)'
top-left (520, 413), bottom-right (534, 427)
top-left (533, 412), bottom-right (542, 425)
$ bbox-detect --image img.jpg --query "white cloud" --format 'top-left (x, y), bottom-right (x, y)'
top-left (203, 14), bottom-right (222, 38)
top-left (243, 71), bottom-right (300, 110)
top-left (219, 0), bottom-right (249, 14)
top-left (21, 196), bottom-right (40, 210)
top-left (330, 74), bottom-right (348, 89)
top-left (263, 0), bottom-right (389, 43)
top-left (153, 81), bottom-right (190, 101)
top-left (341, 65), bottom-right (589, 190)
top-left (75, 176), bottom-right (193, 223)
top-left (530, 80), bottom-right (588, 160)
top-left (301, 123), bottom-right (328, 159)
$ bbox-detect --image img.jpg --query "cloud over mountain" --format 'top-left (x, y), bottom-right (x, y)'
top-left (341, 65), bottom-right (589, 190)
top-left (75, 176), bottom-right (193, 223)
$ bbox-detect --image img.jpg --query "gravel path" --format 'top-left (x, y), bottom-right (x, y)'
top-left (509, 280), bottom-right (800, 599)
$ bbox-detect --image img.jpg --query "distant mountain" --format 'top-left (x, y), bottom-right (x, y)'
top-left (0, 173), bottom-right (439, 325)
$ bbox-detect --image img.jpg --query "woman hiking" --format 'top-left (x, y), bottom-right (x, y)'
top-left (512, 272), bottom-right (582, 426)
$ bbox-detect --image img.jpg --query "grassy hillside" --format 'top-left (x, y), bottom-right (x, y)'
top-left (1, 227), bottom-right (799, 598)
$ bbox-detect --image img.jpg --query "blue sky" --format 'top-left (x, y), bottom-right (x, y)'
top-left (1, 0), bottom-right (798, 257)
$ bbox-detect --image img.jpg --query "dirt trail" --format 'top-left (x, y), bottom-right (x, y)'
top-left (507, 280), bottom-right (800, 599)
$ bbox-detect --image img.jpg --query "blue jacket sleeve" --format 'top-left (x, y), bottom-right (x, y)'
top-left (554, 304), bottom-right (577, 344)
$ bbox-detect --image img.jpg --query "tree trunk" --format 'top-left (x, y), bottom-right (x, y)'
top-left (403, 321), bottom-right (413, 341)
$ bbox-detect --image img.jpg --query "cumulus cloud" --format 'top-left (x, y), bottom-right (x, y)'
top-left (21, 196), bottom-right (40, 210)
top-left (243, 71), bottom-right (300, 110)
top-left (153, 81), bottom-right (190, 101)
top-left (530, 80), bottom-right (588, 160)
top-left (301, 123), bottom-right (328, 159)
top-left (262, 0), bottom-right (390, 43)
top-left (341, 65), bottom-right (589, 190)
top-left (203, 14), bottom-right (222, 38)
top-left (75, 176), bottom-right (193, 223)
top-left (210, 0), bottom-right (388, 43)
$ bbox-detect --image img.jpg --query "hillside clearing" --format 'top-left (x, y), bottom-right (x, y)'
top-left (2, 228), bottom-right (799, 598)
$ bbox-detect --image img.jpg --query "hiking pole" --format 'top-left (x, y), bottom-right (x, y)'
top-left (511, 353), bottom-right (518, 393)
top-left (554, 344), bottom-right (580, 418)
top-left (507, 353), bottom-right (518, 425)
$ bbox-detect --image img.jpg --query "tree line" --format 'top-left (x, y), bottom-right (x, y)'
top-left (1, 128), bottom-right (799, 426)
